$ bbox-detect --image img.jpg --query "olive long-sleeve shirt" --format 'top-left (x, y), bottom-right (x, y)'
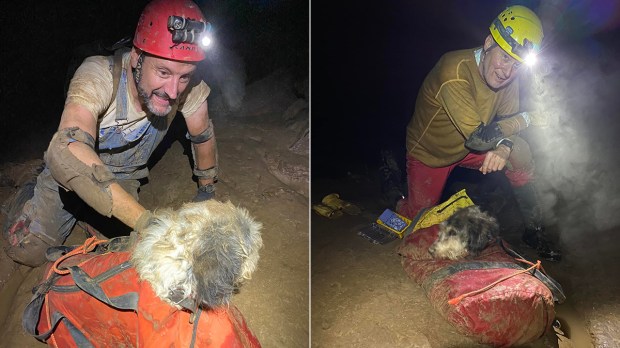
top-left (406, 48), bottom-right (519, 167)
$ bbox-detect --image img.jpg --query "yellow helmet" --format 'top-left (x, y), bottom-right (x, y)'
top-left (489, 5), bottom-right (544, 63)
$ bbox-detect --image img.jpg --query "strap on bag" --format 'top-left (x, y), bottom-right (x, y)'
top-left (22, 237), bottom-right (137, 342)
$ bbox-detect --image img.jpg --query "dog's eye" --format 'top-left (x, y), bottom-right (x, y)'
top-left (452, 221), bottom-right (465, 232)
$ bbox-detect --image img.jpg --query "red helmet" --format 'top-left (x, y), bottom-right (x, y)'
top-left (134, 0), bottom-right (208, 62)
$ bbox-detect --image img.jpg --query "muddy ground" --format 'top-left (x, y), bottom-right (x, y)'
top-left (0, 70), bottom-right (309, 347)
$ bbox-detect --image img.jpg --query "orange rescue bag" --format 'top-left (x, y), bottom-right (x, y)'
top-left (23, 238), bottom-right (260, 348)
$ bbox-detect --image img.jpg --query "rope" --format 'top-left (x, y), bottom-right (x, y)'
top-left (515, 257), bottom-right (548, 275)
top-left (448, 259), bottom-right (542, 306)
top-left (52, 236), bottom-right (109, 275)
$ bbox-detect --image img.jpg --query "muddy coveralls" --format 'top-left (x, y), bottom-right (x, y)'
top-left (397, 47), bottom-right (559, 261)
top-left (2, 52), bottom-right (210, 266)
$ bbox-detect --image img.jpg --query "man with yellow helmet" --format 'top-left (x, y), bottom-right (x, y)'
top-left (397, 5), bottom-right (561, 261)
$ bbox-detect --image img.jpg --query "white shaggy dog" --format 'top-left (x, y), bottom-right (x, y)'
top-left (428, 205), bottom-right (498, 260)
top-left (131, 200), bottom-right (263, 309)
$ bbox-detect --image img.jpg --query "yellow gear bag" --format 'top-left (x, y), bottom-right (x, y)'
top-left (411, 189), bottom-right (475, 232)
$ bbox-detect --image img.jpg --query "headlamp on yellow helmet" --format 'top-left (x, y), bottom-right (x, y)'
top-left (490, 5), bottom-right (543, 66)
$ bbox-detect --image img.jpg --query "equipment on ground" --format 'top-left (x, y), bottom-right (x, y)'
top-left (358, 189), bottom-right (475, 244)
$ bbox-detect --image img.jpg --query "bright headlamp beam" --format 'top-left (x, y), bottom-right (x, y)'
top-left (200, 36), bottom-right (212, 48)
top-left (524, 53), bottom-right (537, 67)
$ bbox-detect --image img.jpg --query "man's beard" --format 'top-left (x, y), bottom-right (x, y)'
top-left (137, 84), bottom-right (173, 117)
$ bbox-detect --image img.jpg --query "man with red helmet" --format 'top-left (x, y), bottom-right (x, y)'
top-left (2, 0), bottom-right (219, 267)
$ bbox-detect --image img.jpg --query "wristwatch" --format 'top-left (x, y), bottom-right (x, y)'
top-left (496, 138), bottom-right (514, 151)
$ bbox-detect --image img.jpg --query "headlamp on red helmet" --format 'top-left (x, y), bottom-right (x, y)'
top-left (168, 15), bottom-right (213, 49)
top-left (134, 0), bottom-right (210, 62)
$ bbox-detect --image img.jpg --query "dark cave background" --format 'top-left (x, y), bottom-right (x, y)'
top-left (311, 1), bottom-right (509, 179)
top-left (0, 0), bottom-right (308, 163)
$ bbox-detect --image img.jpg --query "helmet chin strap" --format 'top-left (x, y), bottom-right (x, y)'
top-left (483, 42), bottom-right (498, 59)
top-left (132, 52), bottom-right (145, 85)
top-left (477, 41), bottom-right (498, 84)
top-left (479, 41), bottom-right (500, 72)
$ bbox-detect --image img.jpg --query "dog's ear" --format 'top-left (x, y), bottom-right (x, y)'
top-left (465, 206), bottom-right (500, 256)
top-left (467, 229), bottom-right (489, 255)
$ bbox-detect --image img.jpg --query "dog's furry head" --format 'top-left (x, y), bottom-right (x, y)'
top-left (428, 205), bottom-right (498, 260)
top-left (131, 200), bottom-right (263, 309)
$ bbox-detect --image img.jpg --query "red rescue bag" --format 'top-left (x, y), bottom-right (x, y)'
top-left (397, 225), bottom-right (560, 347)
top-left (23, 238), bottom-right (260, 348)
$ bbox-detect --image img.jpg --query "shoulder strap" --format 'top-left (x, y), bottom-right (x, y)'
top-left (106, 36), bottom-right (132, 108)
top-left (111, 48), bottom-right (125, 108)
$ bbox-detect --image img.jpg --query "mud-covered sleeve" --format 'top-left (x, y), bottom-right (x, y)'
top-left (180, 80), bottom-right (211, 118)
top-left (65, 56), bottom-right (113, 121)
top-left (436, 79), bottom-right (482, 139)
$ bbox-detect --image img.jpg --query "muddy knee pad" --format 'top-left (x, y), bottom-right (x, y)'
top-left (3, 233), bottom-right (53, 267)
top-left (45, 127), bottom-right (116, 217)
top-left (507, 136), bottom-right (534, 171)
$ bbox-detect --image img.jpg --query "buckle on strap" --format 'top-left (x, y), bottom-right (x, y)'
top-left (193, 166), bottom-right (218, 180)
top-left (186, 119), bottom-right (214, 144)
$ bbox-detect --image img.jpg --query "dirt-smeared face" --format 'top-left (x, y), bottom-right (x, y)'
top-left (134, 53), bottom-right (197, 116)
top-left (479, 35), bottom-right (522, 91)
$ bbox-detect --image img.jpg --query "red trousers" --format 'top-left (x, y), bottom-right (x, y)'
top-left (396, 152), bottom-right (533, 219)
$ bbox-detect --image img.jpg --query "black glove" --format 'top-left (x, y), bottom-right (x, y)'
top-left (465, 122), bottom-right (505, 152)
top-left (479, 122), bottom-right (503, 142)
top-left (193, 184), bottom-right (216, 202)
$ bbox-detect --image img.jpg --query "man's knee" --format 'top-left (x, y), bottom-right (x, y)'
top-left (505, 136), bottom-right (535, 186)
top-left (507, 136), bottom-right (533, 170)
top-left (3, 233), bottom-right (53, 267)
top-left (2, 179), bottom-right (67, 267)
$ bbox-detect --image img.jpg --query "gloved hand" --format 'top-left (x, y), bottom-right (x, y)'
top-left (134, 210), bottom-right (154, 234)
top-left (193, 184), bottom-right (216, 202)
top-left (465, 122), bottom-right (505, 152)
top-left (479, 122), bottom-right (504, 142)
